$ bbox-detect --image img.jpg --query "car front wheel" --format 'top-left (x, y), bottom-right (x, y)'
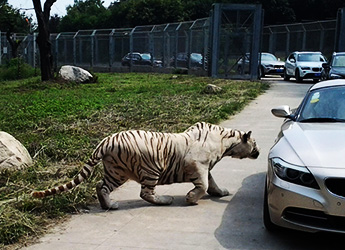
top-left (295, 69), bottom-right (302, 83)
top-left (283, 68), bottom-right (290, 81)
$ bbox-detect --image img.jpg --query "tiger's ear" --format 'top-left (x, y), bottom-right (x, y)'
top-left (242, 131), bottom-right (252, 143)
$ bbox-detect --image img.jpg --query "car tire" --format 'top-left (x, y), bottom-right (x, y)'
top-left (237, 66), bottom-right (243, 75)
top-left (263, 176), bottom-right (279, 231)
top-left (295, 69), bottom-right (302, 83)
top-left (283, 69), bottom-right (290, 81)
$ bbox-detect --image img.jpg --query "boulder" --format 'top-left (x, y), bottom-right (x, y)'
top-left (204, 84), bottom-right (222, 94)
top-left (0, 132), bottom-right (33, 172)
top-left (59, 65), bottom-right (94, 83)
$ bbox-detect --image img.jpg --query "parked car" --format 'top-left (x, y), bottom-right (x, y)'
top-left (170, 53), bottom-right (203, 68)
top-left (237, 52), bottom-right (284, 77)
top-left (321, 52), bottom-right (345, 80)
top-left (121, 52), bottom-right (162, 67)
top-left (284, 51), bottom-right (327, 82)
top-left (264, 79), bottom-right (345, 233)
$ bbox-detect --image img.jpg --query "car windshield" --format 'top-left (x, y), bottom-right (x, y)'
top-left (261, 54), bottom-right (277, 61)
top-left (297, 53), bottom-right (325, 62)
top-left (299, 86), bottom-right (345, 122)
top-left (332, 55), bottom-right (345, 67)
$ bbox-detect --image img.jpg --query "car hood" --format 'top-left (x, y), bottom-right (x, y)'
top-left (262, 60), bottom-right (284, 66)
top-left (297, 61), bottom-right (323, 67)
top-left (281, 122), bottom-right (345, 168)
top-left (330, 67), bottom-right (345, 76)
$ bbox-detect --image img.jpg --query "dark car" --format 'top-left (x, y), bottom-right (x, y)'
top-left (321, 52), bottom-right (345, 80)
top-left (121, 52), bottom-right (162, 67)
top-left (170, 53), bottom-right (203, 68)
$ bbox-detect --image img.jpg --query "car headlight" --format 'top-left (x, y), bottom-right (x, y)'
top-left (271, 158), bottom-right (320, 189)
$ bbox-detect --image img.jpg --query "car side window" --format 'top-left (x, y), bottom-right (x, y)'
top-left (288, 54), bottom-right (295, 62)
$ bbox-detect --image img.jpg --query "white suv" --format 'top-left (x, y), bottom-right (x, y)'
top-left (284, 51), bottom-right (327, 83)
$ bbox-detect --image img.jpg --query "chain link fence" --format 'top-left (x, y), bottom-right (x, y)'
top-left (0, 17), bottom-right (339, 75)
top-left (262, 20), bottom-right (337, 60)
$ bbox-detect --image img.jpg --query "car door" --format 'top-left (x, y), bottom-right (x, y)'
top-left (285, 53), bottom-right (296, 76)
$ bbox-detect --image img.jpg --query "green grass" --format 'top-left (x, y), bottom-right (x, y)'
top-left (0, 73), bottom-right (269, 248)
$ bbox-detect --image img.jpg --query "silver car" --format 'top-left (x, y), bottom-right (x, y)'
top-left (264, 79), bottom-right (345, 233)
top-left (284, 51), bottom-right (327, 83)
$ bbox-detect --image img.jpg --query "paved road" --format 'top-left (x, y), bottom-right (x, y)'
top-left (25, 79), bottom-right (344, 250)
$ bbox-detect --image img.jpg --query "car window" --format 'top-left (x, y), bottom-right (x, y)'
top-left (299, 86), bottom-right (345, 121)
top-left (141, 54), bottom-right (151, 60)
top-left (191, 53), bottom-right (202, 60)
top-left (332, 55), bottom-right (345, 67)
top-left (261, 54), bottom-right (277, 61)
top-left (288, 54), bottom-right (295, 61)
top-left (297, 54), bottom-right (325, 62)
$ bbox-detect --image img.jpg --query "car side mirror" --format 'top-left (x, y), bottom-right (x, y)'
top-left (271, 105), bottom-right (292, 118)
top-left (289, 58), bottom-right (296, 63)
top-left (322, 63), bottom-right (330, 69)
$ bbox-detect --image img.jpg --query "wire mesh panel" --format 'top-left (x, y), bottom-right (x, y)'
top-left (1, 6), bottom-right (343, 78)
top-left (74, 30), bottom-right (94, 67)
top-left (111, 28), bottom-right (131, 67)
top-left (55, 32), bottom-right (75, 66)
top-left (263, 20), bottom-right (336, 60)
top-left (209, 4), bottom-right (263, 79)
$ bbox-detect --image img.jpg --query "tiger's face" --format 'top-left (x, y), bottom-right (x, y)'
top-left (223, 131), bottom-right (260, 159)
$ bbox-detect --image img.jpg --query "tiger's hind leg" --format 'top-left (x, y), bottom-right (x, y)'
top-left (96, 180), bottom-right (119, 210)
top-left (97, 161), bottom-right (129, 210)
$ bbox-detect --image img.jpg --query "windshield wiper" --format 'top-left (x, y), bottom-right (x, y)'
top-left (299, 117), bottom-right (345, 123)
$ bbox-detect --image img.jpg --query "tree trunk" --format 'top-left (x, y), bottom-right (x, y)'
top-left (32, 0), bottom-right (56, 81)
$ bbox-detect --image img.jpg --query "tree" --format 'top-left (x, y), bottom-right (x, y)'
top-left (0, 1), bottom-right (30, 58)
top-left (59, 0), bottom-right (110, 32)
top-left (32, 0), bottom-right (56, 81)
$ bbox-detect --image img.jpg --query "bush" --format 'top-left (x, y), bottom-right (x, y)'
top-left (0, 58), bottom-right (38, 80)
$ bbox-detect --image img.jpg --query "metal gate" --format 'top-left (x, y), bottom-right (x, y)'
top-left (209, 4), bottom-right (263, 80)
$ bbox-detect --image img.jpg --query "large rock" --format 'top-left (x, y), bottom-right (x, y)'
top-left (204, 84), bottom-right (222, 94)
top-left (59, 65), bottom-right (94, 83)
top-left (0, 132), bottom-right (33, 172)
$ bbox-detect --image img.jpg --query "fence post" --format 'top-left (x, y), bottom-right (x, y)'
top-left (91, 30), bottom-right (96, 68)
top-left (209, 3), bottom-right (221, 77)
top-left (129, 27), bottom-right (134, 72)
top-left (335, 8), bottom-right (345, 51)
top-left (109, 29), bottom-right (115, 70)
top-left (0, 31), bottom-right (2, 66)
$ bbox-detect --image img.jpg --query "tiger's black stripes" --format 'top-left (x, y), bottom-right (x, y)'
top-left (32, 122), bottom-right (259, 209)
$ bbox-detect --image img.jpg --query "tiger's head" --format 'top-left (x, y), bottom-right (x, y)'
top-left (223, 131), bottom-right (259, 159)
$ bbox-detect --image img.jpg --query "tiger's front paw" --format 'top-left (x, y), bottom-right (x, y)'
top-left (207, 187), bottom-right (230, 197)
top-left (186, 192), bottom-right (199, 205)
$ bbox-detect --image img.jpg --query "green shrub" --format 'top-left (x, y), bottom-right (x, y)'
top-left (0, 58), bottom-right (38, 80)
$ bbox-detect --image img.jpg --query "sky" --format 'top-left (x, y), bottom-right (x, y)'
top-left (8, 0), bottom-right (114, 20)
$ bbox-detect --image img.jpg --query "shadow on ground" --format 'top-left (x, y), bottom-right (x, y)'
top-left (215, 172), bottom-right (345, 250)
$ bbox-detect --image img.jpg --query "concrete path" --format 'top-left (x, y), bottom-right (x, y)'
top-left (25, 80), bottom-right (314, 250)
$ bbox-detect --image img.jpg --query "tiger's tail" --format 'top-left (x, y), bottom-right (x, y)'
top-left (32, 138), bottom-right (107, 198)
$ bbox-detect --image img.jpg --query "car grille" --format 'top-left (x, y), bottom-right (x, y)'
top-left (283, 207), bottom-right (345, 232)
top-left (312, 67), bottom-right (321, 72)
top-left (325, 178), bottom-right (345, 198)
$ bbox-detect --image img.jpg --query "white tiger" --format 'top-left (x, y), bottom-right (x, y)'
top-left (32, 122), bottom-right (259, 209)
